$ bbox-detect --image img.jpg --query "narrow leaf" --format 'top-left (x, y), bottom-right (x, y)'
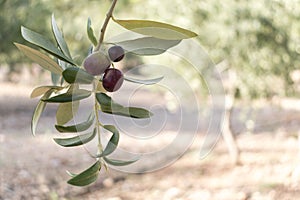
top-left (124, 76), bottom-right (163, 85)
top-left (58, 59), bottom-right (72, 70)
top-left (43, 89), bottom-right (92, 103)
top-left (96, 93), bottom-right (153, 118)
top-left (67, 161), bottom-right (101, 186)
top-left (87, 17), bottom-right (98, 46)
top-left (113, 18), bottom-right (198, 40)
top-left (31, 90), bottom-right (53, 136)
top-left (115, 37), bottom-right (181, 56)
top-left (103, 157), bottom-right (138, 166)
top-left (21, 26), bottom-right (76, 65)
top-left (66, 170), bottom-right (77, 178)
top-left (30, 86), bottom-right (64, 98)
top-left (62, 67), bottom-right (94, 84)
top-left (126, 107), bottom-right (153, 118)
top-left (51, 72), bottom-right (61, 86)
top-left (97, 125), bottom-right (119, 157)
top-left (56, 101), bottom-right (80, 125)
top-left (53, 127), bottom-right (97, 147)
top-left (15, 43), bottom-right (63, 74)
top-left (31, 100), bottom-right (46, 136)
top-left (55, 112), bottom-right (95, 133)
top-left (51, 14), bottom-right (72, 58)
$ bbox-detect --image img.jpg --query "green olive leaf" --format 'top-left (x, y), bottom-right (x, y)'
top-left (53, 127), bottom-right (97, 147)
top-left (112, 18), bottom-right (198, 40)
top-left (103, 157), bottom-right (139, 166)
top-left (114, 37), bottom-right (181, 56)
top-left (56, 101), bottom-right (80, 125)
top-left (30, 86), bottom-right (64, 98)
top-left (96, 125), bottom-right (119, 158)
top-left (15, 43), bottom-right (63, 75)
top-left (67, 161), bottom-right (101, 186)
top-left (66, 170), bottom-right (77, 178)
top-left (42, 89), bottom-right (92, 103)
top-left (55, 112), bottom-right (95, 133)
top-left (51, 72), bottom-right (61, 86)
top-left (20, 26), bottom-right (76, 66)
top-left (62, 67), bottom-right (95, 84)
top-left (96, 92), bottom-right (153, 118)
top-left (124, 76), bottom-right (163, 85)
top-left (31, 89), bottom-right (56, 136)
top-left (87, 17), bottom-right (98, 46)
top-left (51, 14), bottom-right (72, 58)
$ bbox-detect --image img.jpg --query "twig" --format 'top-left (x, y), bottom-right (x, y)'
top-left (95, 0), bottom-right (118, 51)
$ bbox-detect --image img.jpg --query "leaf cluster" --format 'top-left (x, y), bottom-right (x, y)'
top-left (16, 1), bottom-right (198, 186)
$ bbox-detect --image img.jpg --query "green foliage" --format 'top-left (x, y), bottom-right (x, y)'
top-left (55, 112), bottom-right (95, 133)
top-left (103, 156), bottom-right (139, 166)
top-left (42, 89), bottom-right (92, 103)
top-left (56, 101), bottom-right (80, 125)
top-left (15, 43), bottom-right (63, 75)
top-left (113, 37), bottom-right (181, 56)
top-left (53, 128), bottom-right (97, 147)
top-left (96, 92), bottom-right (153, 118)
top-left (16, 0), bottom-right (195, 186)
top-left (87, 17), bottom-right (98, 47)
top-left (62, 67), bottom-right (95, 84)
top-left (113, 18), bottom-right (198, 40)
top-left (97, 125), bottom-right (120, 157)
top-left (51, 14), bottom-right (72, 59)
top-left (67, 161), bottom-right (101, 186)
top-left (21, 26), bottom-right (76, 65)
top-left (133, 0), bottom-right (300, 98)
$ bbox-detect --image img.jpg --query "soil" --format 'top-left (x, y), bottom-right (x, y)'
top-left (1, 83), bottom-right (300, 200)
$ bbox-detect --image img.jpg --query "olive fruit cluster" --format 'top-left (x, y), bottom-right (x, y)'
top-left (83, 45), bottom-right (125, 92)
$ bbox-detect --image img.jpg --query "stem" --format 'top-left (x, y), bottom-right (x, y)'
top-left (95, 0), bottom-right (118, 51)
top-left (93, 80), bottom-right (103, 156)
top-left (93, 0), bottom-right (118, 157)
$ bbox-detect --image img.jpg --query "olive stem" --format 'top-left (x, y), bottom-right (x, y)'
top-left (93, 0), bottom-right (118, 158)
top-left (95, 98), bottom-right (103, 155)
top-left (95, 0), bottom-right (118, 51)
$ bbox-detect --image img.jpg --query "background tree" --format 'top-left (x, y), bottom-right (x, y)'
top-left (132, 0), bottom-right (300, 98)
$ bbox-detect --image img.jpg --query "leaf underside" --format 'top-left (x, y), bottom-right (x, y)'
top-left (56, 100), bottom-right (80, 125)
top-left (55, 112), bottom-right (95, 133)
top-left (115, 37), bottom-right (181, 56)
top-left (53, 127), bottom-right (97, 147)
top-left (103, 156), bottom-right (138, 166)
top-left (113, 18), bottom-right (198, 40)
top-left (31, 89), bottom-right (55, 136)
top-left (15, 43), bottom-right (63, 75)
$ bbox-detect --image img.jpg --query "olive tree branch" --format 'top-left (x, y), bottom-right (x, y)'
top-left (95, 0), bottom-right (118, 51)
top-left (93, 0), bottom-right (118, 157)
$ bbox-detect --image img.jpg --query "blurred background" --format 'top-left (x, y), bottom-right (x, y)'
top-left (1, 0), bottom-right (300, 199)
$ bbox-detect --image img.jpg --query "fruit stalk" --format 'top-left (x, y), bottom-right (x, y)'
top-left (95, 0), bottom-right (118, 51)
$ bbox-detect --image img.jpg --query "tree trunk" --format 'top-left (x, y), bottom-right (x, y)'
top-left (222, 94), bottom-right (241, 165)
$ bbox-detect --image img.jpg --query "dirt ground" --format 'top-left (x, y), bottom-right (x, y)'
top-left (1, 82), bottom-right (300, 200)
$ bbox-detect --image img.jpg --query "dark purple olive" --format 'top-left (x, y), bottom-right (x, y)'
top-left (102, 68), bottom-right (124, 92)
top-left (108, 46), bottom-right (125, 62)
top-left (83, 51), bottom-right (111, 76)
